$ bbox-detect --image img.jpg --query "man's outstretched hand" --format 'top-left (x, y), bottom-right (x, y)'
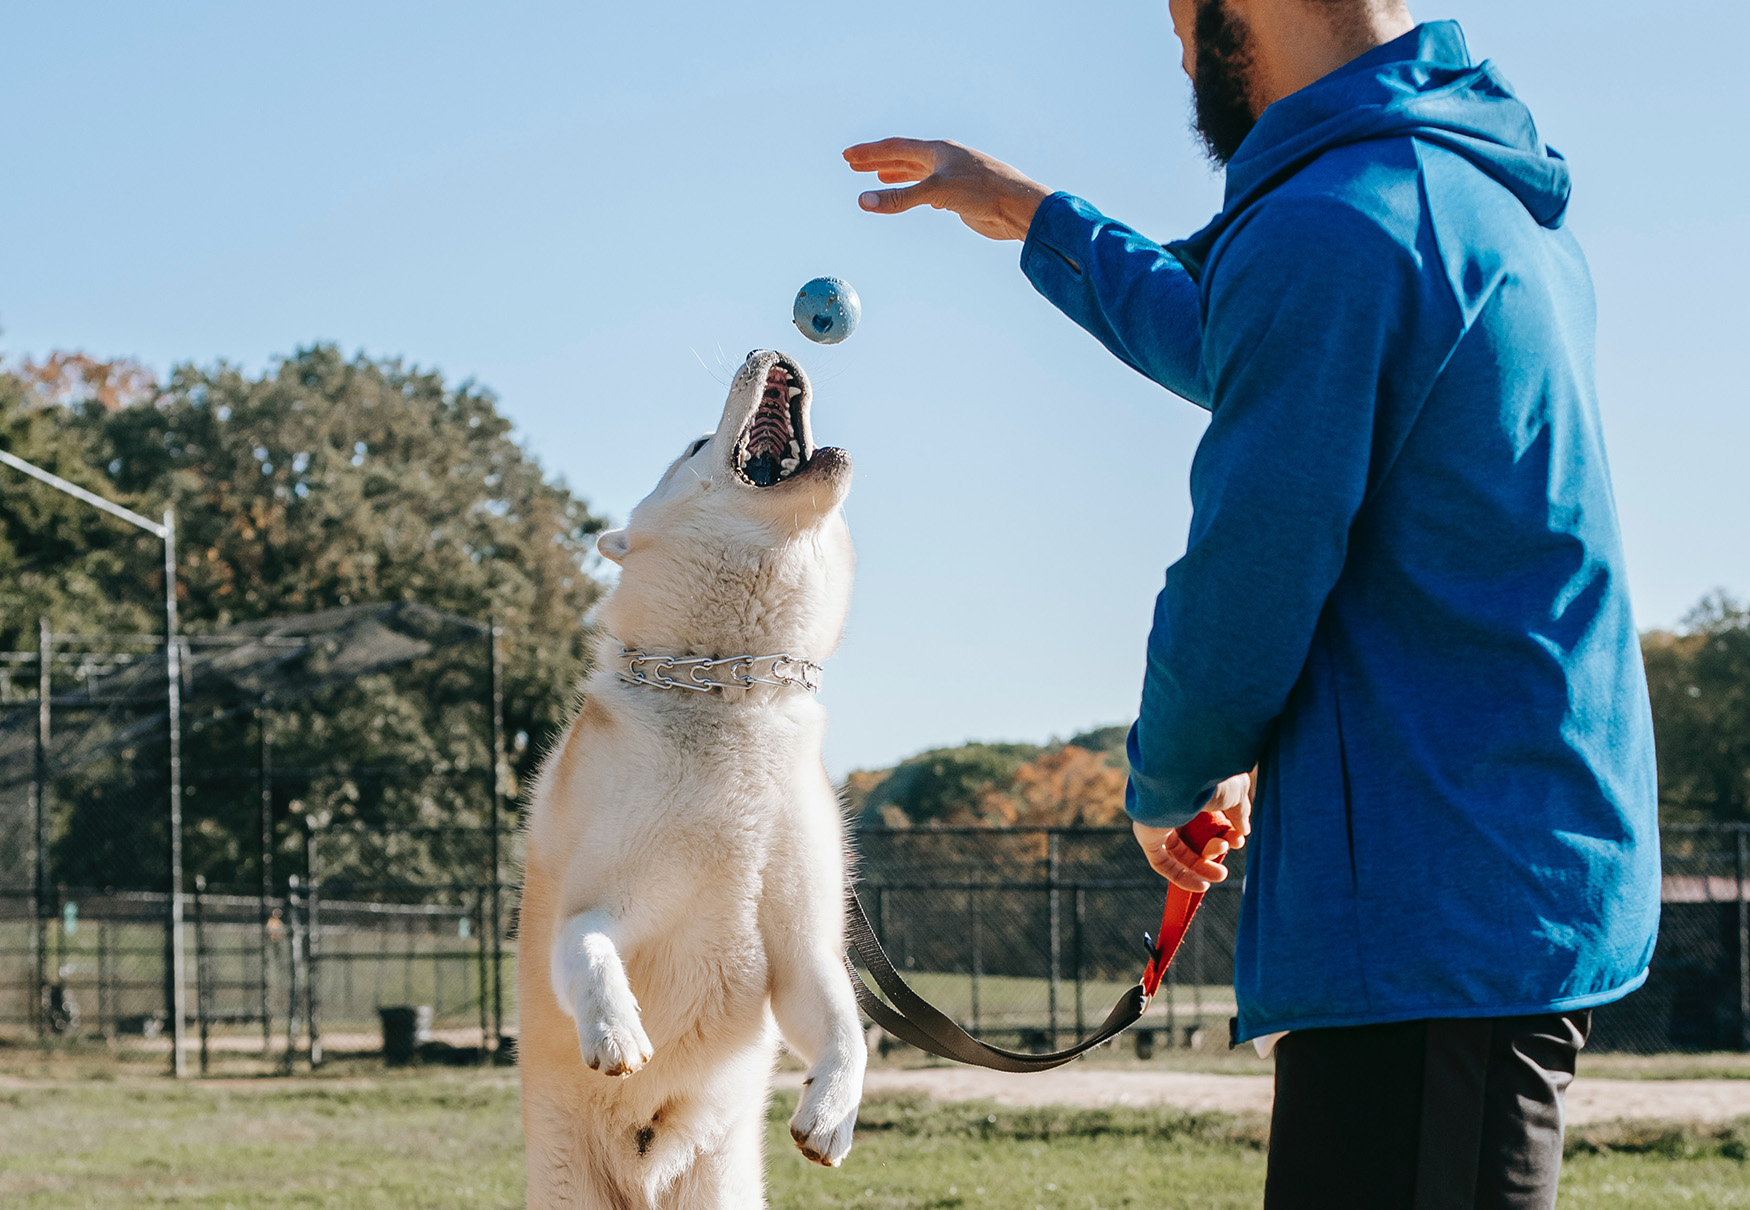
top-left (1132, 773), bottom-right (1254, 893)
top-left (843, 139), bottom-right (1052, 241)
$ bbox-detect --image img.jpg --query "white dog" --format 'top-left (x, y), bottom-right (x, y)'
top-left (518, 349), bottom-right (866, 1209)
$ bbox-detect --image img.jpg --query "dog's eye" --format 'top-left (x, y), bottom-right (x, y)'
top-left (685, 438), bottom-right (709, 457)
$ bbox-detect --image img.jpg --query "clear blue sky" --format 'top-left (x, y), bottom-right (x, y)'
top-left (4, 1), bottom-right (1745, 776)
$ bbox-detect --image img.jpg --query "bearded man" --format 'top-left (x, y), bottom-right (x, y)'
top-left (846, 2), bottom-right (1660, 1207)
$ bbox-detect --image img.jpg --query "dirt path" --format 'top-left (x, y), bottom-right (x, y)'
top-left (775, 1067), bottom-right (1750, 1125)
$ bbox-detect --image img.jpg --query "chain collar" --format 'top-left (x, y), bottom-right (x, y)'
top-left (613, 645), bottom-right (822, 695)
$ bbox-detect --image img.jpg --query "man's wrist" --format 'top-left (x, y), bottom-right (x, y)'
top-left (999, 183), bottom-right (1051, 241)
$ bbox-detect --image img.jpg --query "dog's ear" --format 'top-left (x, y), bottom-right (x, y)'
top-left (597, 528), bottom-right (631, 564)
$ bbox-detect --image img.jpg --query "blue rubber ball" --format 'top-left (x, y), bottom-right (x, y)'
top-left (793, 277), bottom-right (861, 345)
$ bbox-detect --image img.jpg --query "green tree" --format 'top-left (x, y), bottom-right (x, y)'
top-left (1066, 724), bottom-right (1129, 768)
top-left (0, 355), bottom-right (166, 643)
top-left (1643, 592), bottom-right (1750, 825)
top-left (2, 346), bottom-right (607, 888)
top-left (849, 742), bottom-right (1043, 827)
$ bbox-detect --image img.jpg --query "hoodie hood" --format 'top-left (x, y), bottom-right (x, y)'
top-left (1169, 21), bottom-right (1570, 278)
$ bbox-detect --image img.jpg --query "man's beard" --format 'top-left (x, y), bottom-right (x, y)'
top-left (1191, 0), bottom-right (1259, 167)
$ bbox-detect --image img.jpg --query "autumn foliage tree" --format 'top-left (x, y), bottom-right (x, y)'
top-left (975, 745), bottom-right (1128, 827)
top-left (849, 728), bottom-right (1130, 829)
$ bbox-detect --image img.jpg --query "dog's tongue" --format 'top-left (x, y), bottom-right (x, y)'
top-left (748, 369), bottom-right (793, 458)
top-left (742, 366), bottom-right (802, 486)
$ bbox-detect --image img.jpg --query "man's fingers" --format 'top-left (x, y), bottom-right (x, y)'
top-left (1207, 807), bottom-right (1247, 850)
top-left (876, 168), bottom-right (925, 184)
top-left (1132, 820), bottom-right (1232, 892)
top-left (848, 156), bottom-right (932, 176)
top-left (1150, 852), bottom-right (1211, 894)
top-left (849, 152), bottom-right (934, 172)
top-left (858, 182), bottom-right (937, 214)
top-left (1139, 830), bottom-right (1224, 892)
top-left (843, 138), bottom-right (938, 171)
top-left (1141, 841), bottom-right (1207, 892)
top-left (1166, 831), bottom-right (1230, 882)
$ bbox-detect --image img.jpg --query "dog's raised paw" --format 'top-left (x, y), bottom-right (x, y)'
top-left (577, 1012), bottom-right (654, 1077)
top-left (567, 975), bottom-right (653, 1077)
top-left (789, 1074), bottom-right (859, 1167)
top-left (554, 939), bottom-right (655, 1078)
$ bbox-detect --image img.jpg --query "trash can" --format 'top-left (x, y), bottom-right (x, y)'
top-left (378, 1005), bottom-right (433, 1065)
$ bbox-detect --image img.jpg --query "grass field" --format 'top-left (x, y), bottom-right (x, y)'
top-left (2, 1067), bottom-right (1747, 1208)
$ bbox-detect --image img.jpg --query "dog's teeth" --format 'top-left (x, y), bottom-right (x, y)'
top-left (780, 457), bottom-right (798, 473)
top-left (788, 439), bottom-right (800, 458)
top-left (786, 387), bottom-right (801, 399)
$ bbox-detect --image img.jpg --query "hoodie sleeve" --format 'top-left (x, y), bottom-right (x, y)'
top-left (1125, 195), bottom-right (1434, 826)
top-left (1021, 193), bottom-right (1210, 408)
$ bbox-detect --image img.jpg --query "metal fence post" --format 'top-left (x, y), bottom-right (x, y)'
top-left (284, 874), bottom-right (303, 1073)
top-left (435, 916), bottom-right (446, 1016)
top-left (32, 618), bottom-right (50, 1038)
top-left (164, 511), bottom-right (187, 1079)
top-left (51, 882), bottom-right (65, 1034)
top-left (194, 875), bottom-right (210, 1075)
top-left (486, 619), bottom-right (506, 1052)
top-left (1047, 832), bottom-right (1061, 1049)
top-left (1073, 884), bottom-right (1086, 1036)
top-left (1738, 827), bottom-right (1748, 1054)
top-left (968, 888), bottom-right (981, 1034)
top-left (257, 698), bottom-right (273, 1055)
top-left (476, 889), bottom-right (491, 1062)
top-left (305, 822), bottom-right (322, 1068)
top-left (1190, 893), bottom-right (1205, 1043)
top-left (1165, 918), bottom-right (1178, 1045)
top-left (98, 917), bottom-right (111, 1038)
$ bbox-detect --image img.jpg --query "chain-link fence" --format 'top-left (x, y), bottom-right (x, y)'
top-left (2, 610), bottom-right (1746, 1064)
top-left (855, 827), bottom-right (1241, 1055)
top-left (1592, 823), bottom-right (1750, 1052)
top-left (14, 820), bottom-right (1741, 1065)
top-left (0, 606), bottom-right (519, 1070)
top-left (855, 823), bottom-right (1750, 1057)
top-left (0, 870), bottom-right (517, 1072)
top-left (5, 827), bottom-right (1747, 1063)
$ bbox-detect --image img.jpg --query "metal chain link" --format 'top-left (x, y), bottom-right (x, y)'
top-left (615, 646), bottom-right (822, 694)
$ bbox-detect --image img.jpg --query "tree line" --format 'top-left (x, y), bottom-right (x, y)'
top-left (3, 346), bottom-right (1745, 895)
top-left (2, 347), bottom-right (605, 890)
top-left (848, 614), bottom-right (1750, 830)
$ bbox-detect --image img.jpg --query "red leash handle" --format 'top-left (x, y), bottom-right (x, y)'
top-left (1140, 809), bottom-right (1230, 998)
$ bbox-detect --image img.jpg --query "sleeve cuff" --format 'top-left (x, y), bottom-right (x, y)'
top-left (1021, 191), bottom-right (1098, 298)
top-left (1123, 720), bottom-right (1219, 827)
top-left (1125, 777), bottom-right (1217, 829)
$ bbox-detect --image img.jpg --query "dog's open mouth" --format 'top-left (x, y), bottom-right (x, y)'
top-left (736, 362), bottom-right (812, 487)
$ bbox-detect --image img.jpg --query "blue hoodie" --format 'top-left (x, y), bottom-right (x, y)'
top-left (1021, 22), bottom-right (1659, 1038)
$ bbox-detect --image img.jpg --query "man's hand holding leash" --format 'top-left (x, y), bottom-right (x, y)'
top-left (1133, 772), bottom-right (1251, 893)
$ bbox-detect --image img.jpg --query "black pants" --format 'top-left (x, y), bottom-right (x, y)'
top-left (1264, 1012), bottom-right (1590, 1210)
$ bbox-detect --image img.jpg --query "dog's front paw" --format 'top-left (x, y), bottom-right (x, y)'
top-left (566, 979), bottom-right (654, 1078)
top-left (789, 1068), bottom-right (861, 1167)
top-left (577, 1010), bottom-right (653, 1078)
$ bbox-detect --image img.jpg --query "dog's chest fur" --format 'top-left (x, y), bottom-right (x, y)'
top-left (528, 682), bottom-right (833, 1032)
